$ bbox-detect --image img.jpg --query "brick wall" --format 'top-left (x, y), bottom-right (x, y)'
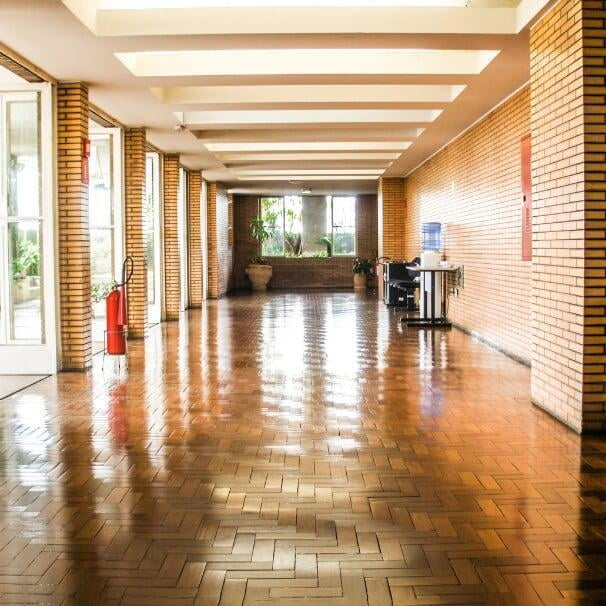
top-left (582, 0), bottom-right (606, 431)
top-left (163, 154), bottom-right (181, 319)
top-left (404, 87), bottom-right (532, 363)
top-left (530, 0), bottom-right (606, 432)
top-left (378, 178), bottom-right (406, 259)
top-left (207, 182), bottom-right (234, 298)
top-left (124, 127), bottom-right (148, 338)
top-left (57, 82), bottom-right (92, 371)
top-left (188, 170), bottom-right (203, 307)
top-left (232, 194), bottom-right (378, 289)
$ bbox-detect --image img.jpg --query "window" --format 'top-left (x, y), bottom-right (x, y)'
top-left (0, 84), bottom-right (57, 375)
top-left (89, 127), bottom-right (123, 345)
top-left (1, 92), bottom-right (43, 343)
top-left (260, 195), bottom-right (356, 257)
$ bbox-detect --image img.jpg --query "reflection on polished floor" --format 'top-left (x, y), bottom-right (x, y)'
top-left (1, 291), bottom-right (605, 605)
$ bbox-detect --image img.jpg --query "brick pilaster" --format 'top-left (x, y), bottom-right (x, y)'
top-left (163, 154), bottom-right (181, 319)
top-left (188, 170), bottom-right (203, 307)
top-left (207, 182), bottom-right (233, 298)
top-left (207, 182), bottom-right (219, 298)
top-left (378, 177), bottom-right (406, 259)
top-left (530, 0), bottom-right (606, 431)
top-left (57, 82), bottom-right (92, 371)
top-left (124, 128), bottom-right (148, 338)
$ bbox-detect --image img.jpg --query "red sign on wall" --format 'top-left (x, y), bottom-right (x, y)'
top-left (520, 134), bottom-right (532, 261)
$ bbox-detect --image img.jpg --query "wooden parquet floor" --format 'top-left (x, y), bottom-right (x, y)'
top-left (1, 291), bottom-right (605, 605)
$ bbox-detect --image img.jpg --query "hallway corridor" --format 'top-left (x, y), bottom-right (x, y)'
top-left (0, 292), bottom-right (605, 605)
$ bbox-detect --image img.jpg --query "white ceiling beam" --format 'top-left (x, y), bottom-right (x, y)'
top-left (195, 128), bottom-right (424, 142)
top-left (217, 152), bottom-right (402, 161)
top-left (240, 175), bottom-right (380, 180)
top-left (233, 168), bottom-right (385, 175)
top-left (176, 109), bottom-right (442, 126)
top-left (206, 142), bottom-right (412, 152)
top-left (151, 84), bottom-right (466, 105)
top-left (116, 49), bottom-right (499, 78)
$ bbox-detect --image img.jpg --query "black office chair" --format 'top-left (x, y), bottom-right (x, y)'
top-left (388, 259), bottom-right (420, 311)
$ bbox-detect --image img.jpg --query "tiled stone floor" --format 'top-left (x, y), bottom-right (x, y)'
top-left (0, 291), bottom-right (605, 605)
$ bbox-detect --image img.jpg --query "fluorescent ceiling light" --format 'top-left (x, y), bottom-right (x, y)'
top-left (152, 84), bottom-right (466, 105)
top-left (218, 152), bottom-right (401, 161)
top-left (117, 49), bottom-right (499, 77)
top-left (240, 175), bottom-right (380, 180)
top-left (176, 109), bottom-right (441, 125)
top-left (233, 169), bottom-right (385, 175)
top-left (206, 142), bottom-right (413, 152)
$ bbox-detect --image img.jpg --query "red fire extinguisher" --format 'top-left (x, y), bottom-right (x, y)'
top-left (106, 257), bottom-right (134, 355)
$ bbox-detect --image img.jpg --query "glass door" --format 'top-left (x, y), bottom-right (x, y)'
top-left (145, 151), bottom-right (162, 324)
top-left (178, 167), bottom-right (189, 312)
top-left (89, 127), bottom-right (123, 347)
top-left (0, 85), bottom-right (56, 374)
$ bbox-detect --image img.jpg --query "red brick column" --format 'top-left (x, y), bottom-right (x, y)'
top-left (188, 170), bottom-right (202, 307)
top-left (124, 127), bottom-right (148, 338)
top-left (163, 154), bottom-right (181, 319)
top-left (378, 177), bottom-right (406, 259)
top-left (57, 82), bottom-right (92, 371)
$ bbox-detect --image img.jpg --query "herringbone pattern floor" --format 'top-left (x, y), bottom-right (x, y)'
top-left (0, 291), bottom-right (605, 605)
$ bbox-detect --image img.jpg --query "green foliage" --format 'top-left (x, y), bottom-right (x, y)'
top-left (352, 257), bottom-right (373, 274)
top-left (11, 237), bottom-right (40, 281)
top-left (250, 217), bottom-right (273, 245)
top-left (249, 256), bottom-right (271, 266)
top-left (316, 234), bottom-right (333, 257)
top-left (91, 280), bottom-right (113, 304)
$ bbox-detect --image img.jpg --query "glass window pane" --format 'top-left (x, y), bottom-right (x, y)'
top-left (145, 154), bottom-right (156, 304)
top-left (91, 228), bottom-right (114, 285)
top-left (260, 197), bottom-right (284, 257)
top-left (301, 196), bottom-right (330, 257)
top-left (7, 98), bottom-right (40, 218)
top-left (89, 135), bottom-right (113, 227)
top-left (8, 221), bottom-right (43, 342)
top-left (332, 196), bottom-right (356, 256)
top-left (284, 196), bottom-right (302, 256)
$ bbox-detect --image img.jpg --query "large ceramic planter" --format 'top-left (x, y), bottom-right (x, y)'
top-left (353, 273), bottom-right (367, 290)
top-left (246, 264), bottom-right (273, 290)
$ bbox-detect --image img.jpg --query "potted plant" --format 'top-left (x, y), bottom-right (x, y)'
top-left (246, 217), bottom-right (274, 290)
top-left (352, 257), bottom-right (372, 290)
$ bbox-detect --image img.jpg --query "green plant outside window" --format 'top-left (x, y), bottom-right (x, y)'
top-left (259, 195), bottom-right (356, 258)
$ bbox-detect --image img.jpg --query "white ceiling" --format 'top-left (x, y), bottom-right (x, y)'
top-left (0, 0), bottom-right (555, 195)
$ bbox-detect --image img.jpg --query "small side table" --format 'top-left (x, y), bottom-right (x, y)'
top-left (402, 265), bottom-right (458, 328)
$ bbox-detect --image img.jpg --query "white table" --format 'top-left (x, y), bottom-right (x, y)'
top-left (404, 265), bottom-right (459, 328)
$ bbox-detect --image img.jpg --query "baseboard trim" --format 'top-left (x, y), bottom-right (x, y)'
top-left (451, 322), bottom-right (530, 368)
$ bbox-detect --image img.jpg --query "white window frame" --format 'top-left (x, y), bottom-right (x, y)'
top-left (0, 83), bottom-right (56, 374)
top-left (178, 167), bottom-right (189, 311)
top-left (201, 179), bottom-right (208, 301)
top-left (145, 151), bottom-right (162, 324)
top-left (89, 126), bottom-right (124, 288)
